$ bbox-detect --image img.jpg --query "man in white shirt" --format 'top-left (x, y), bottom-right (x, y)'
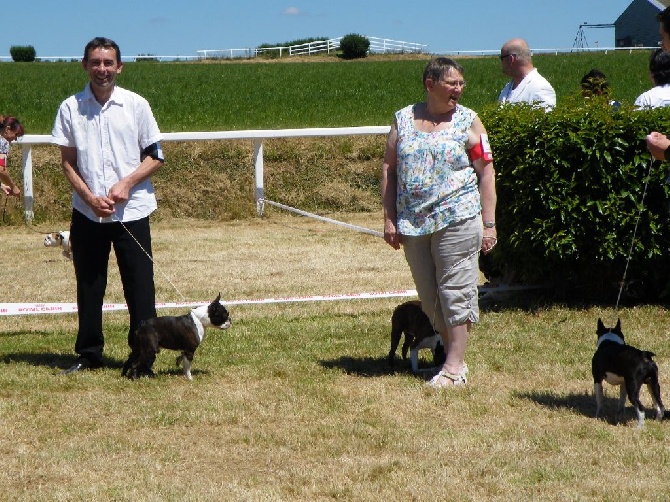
top-left (635, 48), bottom-right (670, 109)
top-left (52, 37), bottom-right (164, 375)
top-left (498, 38), bottom-right (556, 110)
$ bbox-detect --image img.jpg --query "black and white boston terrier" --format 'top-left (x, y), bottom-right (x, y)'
top-left (388, 300), bottom-right (446, 373)
top-left (122, 293), bottom-right (231, 380)
top-left (591, 318), bottom-right (664, 428)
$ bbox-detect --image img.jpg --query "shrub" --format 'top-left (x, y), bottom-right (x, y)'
top-left (339, 34), bottom-right (370, 60)
top-left (10, 45), bottom-right (36, 62)
top-left (481, 98), bottom-right (670, 300)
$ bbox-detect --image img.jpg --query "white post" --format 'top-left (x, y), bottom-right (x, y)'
top-left (253, 139), bottom-right (264, 216)
top-left (21, 144), bottom-right (34, 222)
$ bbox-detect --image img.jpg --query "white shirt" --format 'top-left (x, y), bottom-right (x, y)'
top-left (498, 68), bottom-right (556, 110)
top-left (634, 84), bottom-right (670, 109)
top-left (51, 84), bottom-right (163, 223)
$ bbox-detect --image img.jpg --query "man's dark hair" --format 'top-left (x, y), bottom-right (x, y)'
top-left (83, 37), bottom-right (122, 63)
top-left (422, 57), bottom-right (464, 88)
top-left (649, 48), bottom-right (670, 86)
top-left (657, 7), bottom-right (670, 40)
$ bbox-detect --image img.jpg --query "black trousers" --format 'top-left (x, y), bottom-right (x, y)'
top-left (70, 209), bottom-right (157, 363)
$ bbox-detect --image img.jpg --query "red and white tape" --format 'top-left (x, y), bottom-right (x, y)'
top-left (0, 284), bottom-right (540, 317)
top-left (0, 289), bottom-right (419, 316)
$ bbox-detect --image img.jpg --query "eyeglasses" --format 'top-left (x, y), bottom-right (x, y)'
top-left (499, 53), bottom-right (515, 60)
top-left (440, 79), bottom-right (466, 88)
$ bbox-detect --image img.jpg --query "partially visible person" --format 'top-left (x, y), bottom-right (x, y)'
top-left (647, 6), bottom-right (670, 159)
top-left (498, 38), bottom-right (556, 110)
top-left (381, 57), bottom-right (497, 389)
top-left (580, 68), bottom-right (621, 110)
top-left (0, 115), bottom-right (25, 197)
top-left (635, 48), bottom-right (670, 109)
top-left (52, 37), bottom-right (164, 375)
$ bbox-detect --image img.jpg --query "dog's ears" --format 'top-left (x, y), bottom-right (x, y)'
top-left (214, 292), bottom-right (221, 303)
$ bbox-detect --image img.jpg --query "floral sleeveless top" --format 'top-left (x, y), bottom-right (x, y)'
top-left (395, 103), bottom-right (481, 236)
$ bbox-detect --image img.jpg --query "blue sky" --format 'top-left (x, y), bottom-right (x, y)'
top-left (6, 0), bottom-right (639, 59)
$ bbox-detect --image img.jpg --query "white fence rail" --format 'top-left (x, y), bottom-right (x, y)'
top-left (17, 127), bottom-right (391, 222)
top-left (2, 44), bottom-right (655, 62)
top-left (196, 36), bottom-right (427, 59)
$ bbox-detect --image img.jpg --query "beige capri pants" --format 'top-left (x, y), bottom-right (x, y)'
top-left (402, 215), bottom-right (482, 332)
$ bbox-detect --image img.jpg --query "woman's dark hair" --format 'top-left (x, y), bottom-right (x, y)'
top-left (649, 48), bottom-right (670, 86)
top-left (83, 37), bottom-right (122, 63)
top-left (581, 68), bottom-right (610, 96)
top-left (423, 57), bottom-right (464, 88)
top-left (0, 115), bottom-right (24, 137)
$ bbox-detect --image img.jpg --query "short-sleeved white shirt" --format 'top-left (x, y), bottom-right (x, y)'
top-left (634, 84), bottom-right (670, 109)
top-left (51, 84), bottom-right (163, 223)
top-left (498, 68), bottom-right (556, 110)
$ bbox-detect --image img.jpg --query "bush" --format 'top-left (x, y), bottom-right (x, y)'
top-left (10, 45), bottom-right (36, 62)
top-left (481, 98), bottom-right (670, 300)
top-left (339, 34), bottom-right (370, 60)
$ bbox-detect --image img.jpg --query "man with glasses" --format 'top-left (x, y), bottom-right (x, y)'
top-left (497, 38), bottom-right (555, 110)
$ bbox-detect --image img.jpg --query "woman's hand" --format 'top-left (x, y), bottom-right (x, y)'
top-left (482, 228), bottom-right (497, 254)
top-left (384, 219), bottom-right (402, 250)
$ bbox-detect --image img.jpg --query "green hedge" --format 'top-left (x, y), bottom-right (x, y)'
top-left (10, 45), bottom-right (36, 62)
top-left (481, 99), bottom-right (670, 300)
top-left (339, 34), bottom-right (370, 60)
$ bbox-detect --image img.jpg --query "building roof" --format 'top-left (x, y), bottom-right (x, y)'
top-left (649, 0), bottom-right (670, 10)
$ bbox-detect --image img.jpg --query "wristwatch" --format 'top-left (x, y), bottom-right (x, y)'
top-left (483, 221), bottom-right (496, 229)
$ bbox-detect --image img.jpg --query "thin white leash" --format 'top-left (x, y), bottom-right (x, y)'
top-left (114, 217), bottom-right (187, 301)
top-left (611, 158), bottom-right (654, 326)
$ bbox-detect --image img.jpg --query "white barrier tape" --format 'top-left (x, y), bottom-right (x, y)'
top-left (260, 199), bottom-right (384, 238)
top-left (0, 284), bottom-right (543, 316)
top-left (0, 290), bottom-right (419, 316)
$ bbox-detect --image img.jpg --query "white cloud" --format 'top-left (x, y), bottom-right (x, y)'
top-left (284, 7), bottom-right (300, 15)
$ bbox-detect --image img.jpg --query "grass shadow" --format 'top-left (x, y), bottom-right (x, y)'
top-left (515, 389), bottom-right (668, 426)
top-left (1, 351), bottom-right (125, 371)
top-left (319, 355), bottom-right (436, 379)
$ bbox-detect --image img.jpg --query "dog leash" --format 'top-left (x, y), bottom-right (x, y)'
top-left (612, 158), bottom-right (654, 326)
top-left (114, 217), bottom-right (187, 301)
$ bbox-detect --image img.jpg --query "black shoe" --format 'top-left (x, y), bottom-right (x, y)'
top-left (60, 358), bottom-right (101, 375)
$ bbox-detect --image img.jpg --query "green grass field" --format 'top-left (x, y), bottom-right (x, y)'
top-left (0, 50), bottom-right (655, 133)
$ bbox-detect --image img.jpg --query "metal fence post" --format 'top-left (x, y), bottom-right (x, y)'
top-left (254, 138), bottom-right (264, 216)
top-left (20, 144), bottom-right (34, 222)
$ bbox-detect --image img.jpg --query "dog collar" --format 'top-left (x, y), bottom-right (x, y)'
top-left (597, 331), bottom-right (624, 348)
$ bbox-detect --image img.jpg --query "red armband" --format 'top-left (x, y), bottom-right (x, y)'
top-left (468, 134), bottom-right (493, 163)
top-left (0, 157), bottom-right (6, 169)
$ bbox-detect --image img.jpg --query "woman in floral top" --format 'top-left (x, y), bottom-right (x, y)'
top-left (0, 116), bottom-right (25, 197)
top-left (381, 57), bottom-right (497, 388)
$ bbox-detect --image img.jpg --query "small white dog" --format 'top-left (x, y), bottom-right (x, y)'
top-left (43, 231), bottom-right (72, 260)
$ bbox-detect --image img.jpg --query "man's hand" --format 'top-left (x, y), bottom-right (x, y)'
top-left (647, 132), bottom-right (670, 161)
top-left (89, 195), bottom-right (116, 218)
